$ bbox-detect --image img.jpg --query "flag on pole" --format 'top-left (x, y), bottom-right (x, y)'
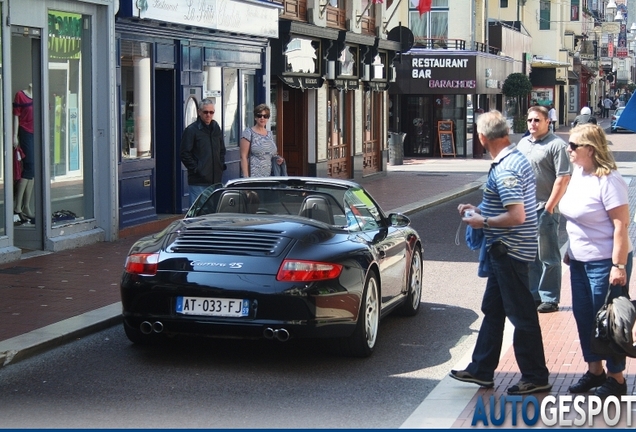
top-left (372, 0), bottom-right (384, 4)
top-left (418, 0), bottom-right (432, 15)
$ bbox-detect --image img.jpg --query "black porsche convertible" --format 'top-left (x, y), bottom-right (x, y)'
top-left (120, 177), bottom-right (423, 357)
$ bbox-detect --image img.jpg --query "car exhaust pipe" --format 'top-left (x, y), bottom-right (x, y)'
top-left (263, 327), bottom-right (275, 339)
top-left (152, 321), bottom-right (164, 333)
top-left (140, 321), bottom-right (153, 335)
top-left (274, 328), bottom-right (290, 342)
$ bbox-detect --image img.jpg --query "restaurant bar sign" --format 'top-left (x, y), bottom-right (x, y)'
top-left (397, 55), bottom-right (477, 94)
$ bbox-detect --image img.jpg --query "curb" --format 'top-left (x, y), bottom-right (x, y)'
top-left (0, 178), bottom-right (487, 369)
top-left (0, 303), bottom-right (122, 368)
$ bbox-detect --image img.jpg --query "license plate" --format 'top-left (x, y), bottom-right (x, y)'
top-left (176, 296), bottom-right (249, 317)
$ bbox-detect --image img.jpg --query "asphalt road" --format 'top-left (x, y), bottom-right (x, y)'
top-left (0, 190), bottom-right (524, 428)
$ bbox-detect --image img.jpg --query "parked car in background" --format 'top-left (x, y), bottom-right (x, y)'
top-left (467, 107), bottom-right (474, 132)
top-left (120, 177), bottom-right (423, 357)
top-left (610, 107), bottom-right (634, 133)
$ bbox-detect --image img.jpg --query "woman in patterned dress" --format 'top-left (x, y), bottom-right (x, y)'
top-left (240, 104), bottom-right (284, 177)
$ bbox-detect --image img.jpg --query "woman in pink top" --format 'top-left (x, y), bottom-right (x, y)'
top-left (560, 123), bottom-right (633, 397)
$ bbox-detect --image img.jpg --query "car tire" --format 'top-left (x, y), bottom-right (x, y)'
top-left (397, 246), bottom-right (422, 316)
top-left (123, 321), bottom-right (157, 345)
top-left (341, 271), bottom-right (380, 358)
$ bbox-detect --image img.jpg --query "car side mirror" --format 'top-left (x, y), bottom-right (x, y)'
top-left (388, 213), bottom-right (411, 227)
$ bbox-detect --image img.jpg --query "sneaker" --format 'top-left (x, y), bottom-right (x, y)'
top-left (449, 369), bottom-right (494, 388)
top-left (507, 380), bottom-right (552, 395)
top-left (537, 302), bottom-right (559, 313)
top-left (594, 377), bottom-right (627, 398)
top-left (568, 371), bottom-right (607, 393)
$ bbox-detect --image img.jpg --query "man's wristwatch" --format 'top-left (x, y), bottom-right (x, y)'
top-left (613, 263), bottom-right (626, 269)
top-left (483, 217), bottom-right (490, 228)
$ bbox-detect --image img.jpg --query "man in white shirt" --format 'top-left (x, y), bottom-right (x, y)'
top-left (548, 104), bottom-right (557, 132)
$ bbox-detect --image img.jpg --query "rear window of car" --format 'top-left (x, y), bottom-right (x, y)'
top-left (190, 187), bottom-right (350, 226)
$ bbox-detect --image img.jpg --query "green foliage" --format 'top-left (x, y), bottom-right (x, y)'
top-left (501, 73), bottom-right (533, 99)
top-left (513, 116), bottom-right (528, 134)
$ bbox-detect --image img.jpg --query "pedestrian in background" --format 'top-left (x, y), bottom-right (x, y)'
top-left (548, 104), bottom-right (558, 132)
top-left (516, 106), bottom-right (572, 313)
top-left (180, 99), bottom-right (226, 206)
top-left (450, 110), bottom-right (551, 395)
top-left (240, 103), bottom-right (285, 178)
top-left (603, 96), bottom-right (613, 118)
top-left (572, 107), bottom-right (597, 128)
top-left (560, 123), bottom-right (633, 397)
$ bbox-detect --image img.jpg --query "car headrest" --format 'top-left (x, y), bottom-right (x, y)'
top-left (298, 195), bottom-right (334, 225)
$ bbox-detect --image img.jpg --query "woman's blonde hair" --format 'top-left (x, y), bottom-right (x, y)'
top-left (569, 123), bottom-right (617, 176)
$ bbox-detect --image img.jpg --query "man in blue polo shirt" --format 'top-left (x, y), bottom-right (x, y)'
top-left (449, 110), bottom-right (551, 395)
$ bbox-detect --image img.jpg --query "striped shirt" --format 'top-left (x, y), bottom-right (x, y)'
top-left (482, 147), bottom-right (538, 262)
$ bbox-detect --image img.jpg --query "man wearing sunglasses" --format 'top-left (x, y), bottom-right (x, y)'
top-left (180, 99), bottom-right (227, 206)
top-left (515, 106), bottom-right (572, 313)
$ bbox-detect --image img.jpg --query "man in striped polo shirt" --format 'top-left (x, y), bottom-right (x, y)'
top-left (449, 110), bottom-right (552, 395)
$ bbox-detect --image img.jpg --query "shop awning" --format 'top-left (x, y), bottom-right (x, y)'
top-left (530, 57), bottom-right (571, 68)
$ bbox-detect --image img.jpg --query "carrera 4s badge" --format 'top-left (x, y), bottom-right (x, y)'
top-left (190, 261), bottom-right (244, 269)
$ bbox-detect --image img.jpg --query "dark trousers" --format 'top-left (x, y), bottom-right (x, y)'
top-left (466, 244), bottom-right (550, 384)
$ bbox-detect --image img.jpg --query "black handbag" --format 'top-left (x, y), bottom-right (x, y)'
top-left (591, 285), bottom-right (636, 358)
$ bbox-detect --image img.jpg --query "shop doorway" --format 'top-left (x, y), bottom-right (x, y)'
top-left (155, 69), bottom-right (177, 213)
top-left (327, 88), bottom-right (352, 179)
top-left (362, 90), bottom-right (382, 175)
top-left (12, 26), bottom-right (43, 251)
top-left (277, 85), bottom-right (307, 176)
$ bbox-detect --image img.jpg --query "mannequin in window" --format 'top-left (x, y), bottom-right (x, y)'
top-left (13, 83), bottom-right (34, 223)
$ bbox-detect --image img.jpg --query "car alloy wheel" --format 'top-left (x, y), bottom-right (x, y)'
top-left (399, 247), bottom-right (422, 316)
top-left (342, 272), bottom-right (380, 357)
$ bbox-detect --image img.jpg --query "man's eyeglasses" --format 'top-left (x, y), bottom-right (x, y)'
top-left (256, 114), bottom-right (270, 119)
top-left (200, 110), bottom-right (215, 115)
top-left (568, 142), bottom-right (584, 151)
top-left (526, 118), bottom-right (542, 123)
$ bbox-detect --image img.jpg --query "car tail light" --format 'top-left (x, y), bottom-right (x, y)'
top-left (276, 260), bottom-right (343, 282)
top-left (125, 253), bottom-right (159, 275)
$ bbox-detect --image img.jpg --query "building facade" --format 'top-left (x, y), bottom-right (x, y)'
top-left (0, 0), bottom-right (117, 263)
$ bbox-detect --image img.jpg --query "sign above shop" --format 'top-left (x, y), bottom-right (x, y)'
top-left (332, 78), bottom-right (359, 91)
top-left (404, 55), bottom-right (476, 94)
top-left (136, 0), bottom-right (278, 38)
top-left (279, 75), bottom-right (324, 90)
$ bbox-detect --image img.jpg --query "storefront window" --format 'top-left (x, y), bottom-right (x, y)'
top-left (242, 72), bottom-right (255, 133)
top-left (0, 16), bottom-right (4, 235)
top-left (48, 10), bottom-right (93, 226)
top-left (120, 40), bottom-right (152, 159)
top-left (223, 68), bottom-right (239, 146)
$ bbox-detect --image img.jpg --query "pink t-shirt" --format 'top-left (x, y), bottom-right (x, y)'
top-left (13, 90), bottom-right (33, 133)
top-left (560, 165), bottom-right (630, 261)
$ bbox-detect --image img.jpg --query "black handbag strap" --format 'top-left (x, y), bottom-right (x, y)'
top-left (603, 284), bottom-right (630, 305)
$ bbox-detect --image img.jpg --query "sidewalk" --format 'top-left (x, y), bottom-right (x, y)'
top-left (1, 123), bottom-right (635, 428)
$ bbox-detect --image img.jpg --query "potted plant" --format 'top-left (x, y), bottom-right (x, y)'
top-left (502, 73), bottom-right (533, 133)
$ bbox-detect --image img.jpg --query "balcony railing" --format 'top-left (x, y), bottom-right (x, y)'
top-left (413, 38), bottom-right (500, 55)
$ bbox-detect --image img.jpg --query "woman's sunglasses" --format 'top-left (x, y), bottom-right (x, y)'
top-left (256, 114), bottom-right (270, 119)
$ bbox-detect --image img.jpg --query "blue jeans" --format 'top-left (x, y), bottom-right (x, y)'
top-left (529, 209), bottom-right (562, 304)
top-left (189, 184), bottom-right (209, 207)
top-left (466, 244), bottom-right (550, 384)
top-left (569, 253), bottom-right (632, 373)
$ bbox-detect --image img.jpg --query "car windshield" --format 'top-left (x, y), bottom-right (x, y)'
top-left (187, 184), bottom-right (383, 229)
